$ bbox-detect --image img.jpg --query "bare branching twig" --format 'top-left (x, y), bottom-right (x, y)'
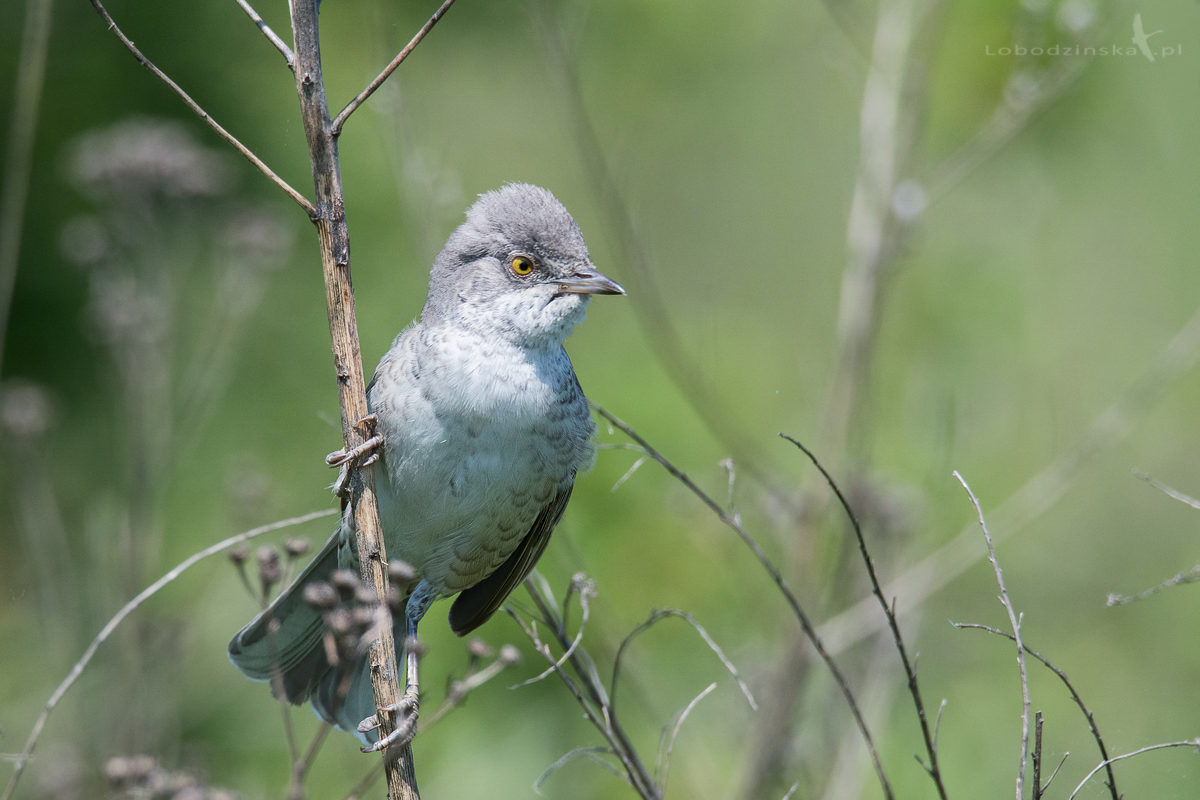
top-left (508, 576), bottom-right (658, 799)
top-left (595, 405), bottom-right (894, 799)
top-left (782, 434), bottom-right (946, 797)
top-left (0, 509), bottom-right (337, 800)
top-left (953, 622), bottom-right (1120, 800)
top-left (821, 301), bottom-right (1200, 655)
top-left (331, 0), bottom-right (458, 135)
top-left (954, 472), bottom-right (1030, 800)
top-left (235, 0), bottom-right (295, 66)
top-left (286, 0), bottom-right (440, 792)
top-left (87, 0), bottom-right (314, 214)
top-left (1106, 565), bottom-right (1200, 607)
top-left (610, 609), bottom-right (757, 713)
top-left (1133, 469), bottom-right (1200, 511)
top-left (1068, 740), bottom-right (1200, 800)
top-left (656, 682), bottom-right (716, 791)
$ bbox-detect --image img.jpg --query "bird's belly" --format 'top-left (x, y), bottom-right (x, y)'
top-left (375, 424), bottom-right (570, 596)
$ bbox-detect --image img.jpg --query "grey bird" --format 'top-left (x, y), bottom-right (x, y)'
top-left (227, 183), bottom-right (623, 739)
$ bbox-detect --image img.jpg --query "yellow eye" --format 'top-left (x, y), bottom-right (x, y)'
top-left (510, 255), bottom-right (535, 276)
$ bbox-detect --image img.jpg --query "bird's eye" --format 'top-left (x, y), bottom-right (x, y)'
top-left (510, 255), bottom-right (535, 277)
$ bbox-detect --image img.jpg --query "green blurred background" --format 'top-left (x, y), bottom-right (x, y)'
top-left (2, 0), bottom-right (1199, 797)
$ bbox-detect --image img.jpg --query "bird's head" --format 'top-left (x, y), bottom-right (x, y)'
top-left (422, 183), bottom-right (624, 346)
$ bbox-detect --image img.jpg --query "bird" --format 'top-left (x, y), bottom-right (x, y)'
top-left (227, 183), bottom-right (624, 742)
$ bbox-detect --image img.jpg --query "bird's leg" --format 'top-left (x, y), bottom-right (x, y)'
top-left (327, 413), bottom-right (382, 497)
top-left (357, 581), bottom-right (434, 753)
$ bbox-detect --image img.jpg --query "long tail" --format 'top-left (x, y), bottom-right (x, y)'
top-left (227, 530), bottom-right (340, 704)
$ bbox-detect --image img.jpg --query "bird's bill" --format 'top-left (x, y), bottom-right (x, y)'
top-left (554, 268), bottom-right (626, 296)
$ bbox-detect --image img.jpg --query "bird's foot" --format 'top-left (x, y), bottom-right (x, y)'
top-left (357, 687), bottom-right (419, 753)
top-left (327, 415), bottom-right (381, 496)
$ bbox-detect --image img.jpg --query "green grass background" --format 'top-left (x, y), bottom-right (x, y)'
top-left (2, 0), bottom-right (1199, 797)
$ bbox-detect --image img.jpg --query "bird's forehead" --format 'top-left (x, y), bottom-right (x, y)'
top-left (498, 216), bottom-right (587, 260)
top-left (466, 185), bottom-right (589, 261)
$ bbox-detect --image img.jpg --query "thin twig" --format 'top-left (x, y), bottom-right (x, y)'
top-left (782, 434), bottom-right (947, 797)
top-left (511, 584), bottom-right (591, 688)
top-left (0, 509), bottom-right (337, 800)
top-left (609, 609), bottom-right (757, 712)
top-left (656, 682), bottom-right (716, 790)
top-left (954, 472), bottom-right (1030, 800)
top-left (594, 405), bottom-right (894, 800)
top-left (819, 633), bottom-right (901, 800)
top-left (534, 747), bottom-right (631, 794)
top-left (342, 643), bottom-right (513, 797)
top-left (330, 0), bottom-right (457, 135)
top-left (1106, 564), bottom-right (1200, 607)
top-left (506, 600), bottom-right (658, 799)
top-left (1042, 752), bottom-right (1069, 795)
top-left (288, 0), bottom-right (416, 792)
top-left (820, 301), bottom-right (1200, 656)
top-left (420, 647), bottom-right (520, 728)
top-left (516, 575), bottom-right (660, 799)
top-left (86, 0), bottom-right (314, 215)
top-left (235, 0), bottom-right (294, 66)
top-left (952, 622), bottom-right (1120, 799)
top-left (1068, 739), bottom-right (1200, 800)
top-left (1031, 711), bottom-right (1044, 800)
top-left (289, 723), bottom-right (331, 800)
top-left (1132, 469), bottom-right (1200, 511)
top-left (745, 1), bottom-right (942, 791)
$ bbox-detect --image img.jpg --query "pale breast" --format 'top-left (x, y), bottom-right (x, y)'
top-left (368, 323), bottom-right (594, 596)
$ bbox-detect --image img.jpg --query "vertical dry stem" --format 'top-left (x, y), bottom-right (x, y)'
top-left (288, 2), bottom-right (415, 797)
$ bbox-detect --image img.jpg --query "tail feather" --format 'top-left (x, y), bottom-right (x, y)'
top-left (227, 530), bottom-right (341, 703)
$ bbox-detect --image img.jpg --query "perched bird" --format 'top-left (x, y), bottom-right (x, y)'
top-left (228, 183), bottom-right (624, 739)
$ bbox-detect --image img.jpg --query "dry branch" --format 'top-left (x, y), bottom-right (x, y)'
top-left (87, 0), bottom-right (313, 214)
top-left (0, 510), bottom-right (337, 800)
top-left (952, 622), bottom-right (1120, 800)
top-left (594, 405), bottom-right (894, 800)
top-left (287, 1), bottom-right (413, 795)
top-left (955, 472), bottom-right (1030, 800)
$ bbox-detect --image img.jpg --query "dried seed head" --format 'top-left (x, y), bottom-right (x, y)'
top-left (227, 544), bottom-right (249, 567)
top-left (386, 586), bottom-right (404, 613)
top-left (325, 608), bottom-right (353, 637)
top-left (303, 581), bottom-right (338, 611)
top-left (104, 754), bottom-right (157, 786)
top-left (354, 585), bottom-right (378, 607)
top-left (388, 559), bottom-right (416, 586)
top-left (351, 604), bottom-right (377, 631)
top-left (67, 119), bottom-right (231, 201)
top-left (570, 572), bottom-right (597, 599)
top-left (466, 639), bottom-right (492, 659)
top-left (0, 381), bottom-right (54, 440)
top-left (256, 546), bottom-right (281, 590)
top-left (283, 537), bottom-right (310, 559)
top-left (330, 569), bottom-right (360, 598)
top-left (498, 644), bottom-right (521, 666)
top-left (170, 781), bottom-right (205, 800)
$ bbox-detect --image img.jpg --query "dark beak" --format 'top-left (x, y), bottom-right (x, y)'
top-left (555, 267), bottom-right (625, 296)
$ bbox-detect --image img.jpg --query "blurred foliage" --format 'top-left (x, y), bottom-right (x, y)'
top-left (2, 0), bottom-right (1200, 798)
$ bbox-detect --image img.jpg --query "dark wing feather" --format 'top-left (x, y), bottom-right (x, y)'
top-left (448, 478), bottom-right (574, 635)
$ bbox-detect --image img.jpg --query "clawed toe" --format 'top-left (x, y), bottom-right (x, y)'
top-left (358, 690), bottom-right (419, 753)
top-left (326, 434), bottom-right (382, 469)
top-left (326, 415), bottom-right (381, 468)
